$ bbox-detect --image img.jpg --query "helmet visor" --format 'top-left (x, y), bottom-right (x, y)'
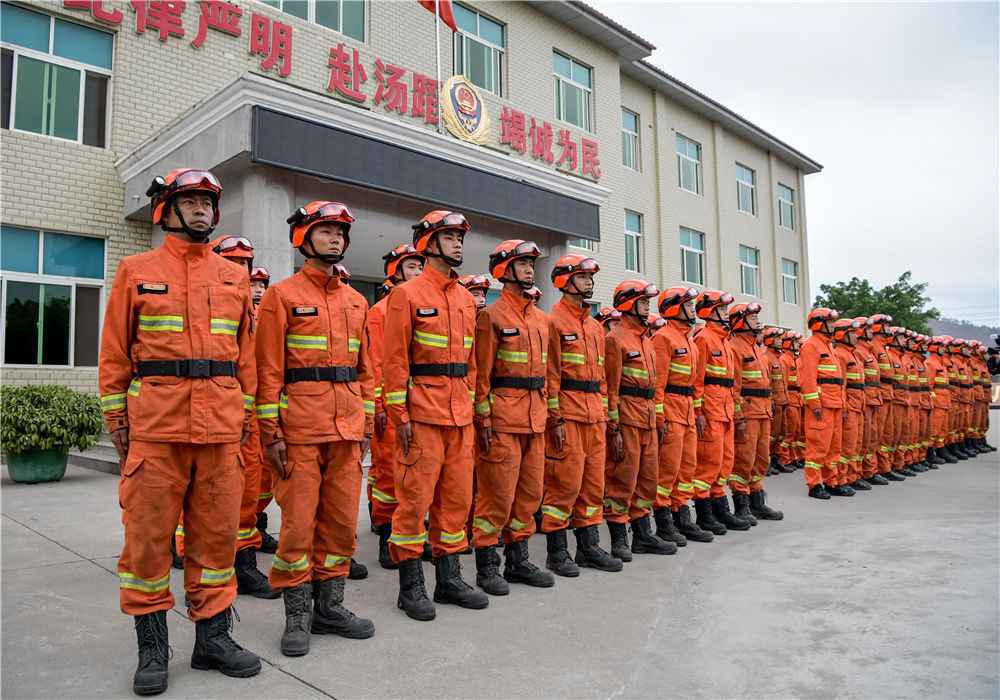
top-left (173, 169), bottom-right (221, 191)
top-left (216, 236), bottom-right (253, 253)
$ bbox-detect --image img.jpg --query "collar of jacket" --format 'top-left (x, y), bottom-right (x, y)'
top-left (422, 263), bottom-right (459, 290)
top-left (163, 233), bottom-right (212, 259)
top-left (558, 295), bottom-right (590, 320)
top-left (500, 287), bottom-right (532, 315)
top-left (667, 319), bottom-right (692, 335)
top-left (703, 322), bottom-right (728, 340)
top-left (621, 314), bottom-right (645, 337)
top-left (301, 263), bottom-right (342, 291)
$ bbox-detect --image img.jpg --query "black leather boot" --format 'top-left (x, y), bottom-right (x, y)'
top-left (545, 529), bottom-right (579, 577)
top-left (927, 448), bottom-right (946, 466)
top-left (397, 559), bottom-right (435, 621)
top-left (851, 479), bottom-right (872, 491)
top-left (732, 493), bottom-right (757, 526)
top-left (827, 483), bottom-right (856, 496)
top-left (280, 583), bottom-right (312, 657)
top-left (573, 526), bottom-right (623, 572)
top-left (808, 484), bottom-right (830, 500)
top-left (749, 491), bottom-right (783, 520)
top-left (433, 554), bottom-right (489, 609)
top-left (234, 548), bottom-right (280, 600)
top-left (629, 515), bottom-right (676, 555)
top-left (607, 521), bottom-right (632, 562)
top-left (951, 443), bottom-right (971, 460)
top-left (653, 507), bottom-right (687, 547)
top-left (376, 524), bottom-right (397, 570)
top-left (474, 546), bottom-right (509, 596)
top-left (673, 505), bottom-right (712, 542)
top-left (712, 496), bottom-right (751, 530)
top-left (779, 460), bottom-right (798, 473)
top-left (133, 611), bottom-right (169, 695)
top-left (940, 446), bottom-right (959, 463)
top-left (256, 512), bottom-right (278, 554)
top-left (865, 473), bottom-right (889, 485)
top-left (694, 498), bottom-right (726, 535)
top-left (348, 559), bottom-right (368, 580)
top-left (312, 578), bottom-right (375, 638)
top-left (503, 539), bottom-right (555, 587)
top-left (190, 608), bottom-right (261, 678)
top-left (170, 538), bottom-right (183, 570)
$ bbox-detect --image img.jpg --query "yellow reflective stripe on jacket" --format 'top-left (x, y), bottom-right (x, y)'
top-left (561, 352), bottom-right (585, 365)
top-left (496, 349), bottom-right (528, 363)
top-left (210, 318), bottom-right (238, 336)
top-left (741, 370), bottom-right (763, 379)
top-left (817, 364), bottom-right (839, 372)
top-left (256, 403), bottom-right (279, 419)
top-left (287, 334), bottom-right (327, 350)
top-left (389, 532), bottom-right (428, 546)
top-left (414, 330), bottom-right (448, 348)
top-left (323, 554), bottom-right (350, 567)
top-left (541, 504), bottom-right (570, 521)
top-left (463, 336), bottom-right (474, 349)
top-left (243, 394), bottom-right (254, 409)
top-left (934, 377), bottom-right (949, 384)
top-left (199, 566), bottom-right (235, 585)
top-left (655, 403), bottom-right (664, 414)
top-left (622, 366), bottom-right (649, 379)
top-left (878, 363), bottom-right (891, 370)
top-left (772, 372), bottom-right (784, 379)
top-left (440, 529), bottom-right (466, 544)
top-left (864, 368), bottom-right (878, 376)
top-left (100, 392), bottom-right (126, 412)
top-left (705, 363), bottom-right (728, 376)
top-left (119, 571), bottom-right (170, 593)
top-left (669, 362), bottom-right (691, 375)
top-left (385, 390), bottom-right (407, 406)
top-left (347, 337), bottom-right (361, 352)
top-left (363, 400), bottom-right (375, 415)
top-left (272, 554), bottom-right (309, 572)
top-left (138, 314), bottom-right (183, 332)
top-left (371, 488), bottom-right (398, 504)
top-left (845, 372), bottom-right (862, 380)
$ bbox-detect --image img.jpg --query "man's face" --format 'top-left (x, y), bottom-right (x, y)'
top-left (570, 272), bottom-right (594, 295)
top-left (166, 192), bottom-right (214, 232)
top-left (400, 258), bottom-right (423, 281)
top-left (606, 318), bottom-right (621, 332)
top-left (250, 281), bottom-right (267, 306)
top-left (470, 288), bottom-right (487, 308)
top-left (510, 257), bottom-right (535, 285)
top-left (636, 297), bottom-right (650, 317)
top-left (433, 230), bottom-right (464, 263)
top-left (308, 223), bottom-right (345, 257)
top-left (745, 312), bottom-right (761, 332)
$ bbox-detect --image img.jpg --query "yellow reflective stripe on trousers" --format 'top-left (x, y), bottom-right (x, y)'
top-left (371, 487), bottom-right (397, 504)
top-left (385, 390), bottom-right (407, 406)
top-left (237, 527), bottom-right (258, 541)
top-left (508, 518), bottom-right (529, 531)
top-left (728, 473), bottom-right (748, 485)
top-left (286, 334), bottom-right (327, 350)
top-left (199, 566), bottom-right (235, 585)
top-left (138, 314), bottom-right (184, 332)
top-left (475, 399), bottom-right (491, 415)
top-left (692, 479), bottom-right (711, 492)
top-left (561, 352), bottom-right (585, 365)
top-left (655, 403), bottom-right (664, 414)
top-left (272, 554), bottom-right (309, 572)
top-left (634, 497), bottom-right (653, 509)
top-left (622, 366), bottom-right (648, 379)
top-left (584, 505), bottom-right (600, 517)
top-left (389, 532), bottom-right (428, 546)
top-left (677, 482), bottom-right (694, 493)
top-left (603, 498), bottom-right (627, 514)
top-left (608, 409), bottom-right (619, 420)
top-left (440, 529), bottom-right (466, 544)
top-left (101, 392), bottom-right (126, 412)
top-left (323, 554), bottom-right (349, 567)
top-left (119, 571), bottom-right (170, 593)
top-left (414, 330), bottom-right (448, 348)
top-left (496, 349), bottom-right (528, 363)
top-left (472, 517), bottom-right (498, 535)
top-left (541, 504), bottom-right (569, 521)
top-left (692, 398), bottom-right (704, 408)
top-left (210, 318), bottom-right (238, 336)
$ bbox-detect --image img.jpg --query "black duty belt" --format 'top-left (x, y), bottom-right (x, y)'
top-left (665, 384), bottom-right (694, 396)
top-left (920, 386), bottom-right (931, 392)
top-left (620, 385), bottom-right (655, 400)
top-left (704, 376), bottom-right (734, 388)
top-left (740, 388), bottom-right (771, 398)
top-left (957, 382), bottom-right (973, 389)
top-left (846, 382), bottom-right (866, 391)
top-left (817, 377), bottom-right (844, 386)
top-left (411, 362), bottom-right (468, 378)
top-left (561, 378), bottom-right (601, 393)
top-left (136, 359), bottom-right (236, 378)
top-left (880, 378), bottom-right (896, 385)
top-left (865, 381), bottom-right (880, 388)
top-left (787, 385), bottom-right (801, 392)
top-left (490, 375), bottom-right (544, 390)
top-left (285, 366), bottom-right (358, 383)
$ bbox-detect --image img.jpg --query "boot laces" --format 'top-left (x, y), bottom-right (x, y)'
top-left (210, 608), bottom-right (247, 655)
top-left (136, 616), bottom-right (172, 669)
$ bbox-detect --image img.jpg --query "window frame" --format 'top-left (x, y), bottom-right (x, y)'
top-left (781, 258), bottom-right (799, 305)
top-left (260, 0), bottom-right (366, 43)
top-left (1, 228), bottom-right (107, 368)
top-left (736, 163), bottom-right (757, 216)
top-left (738, 244), bottom-right (760, 297)
top-left (624, 209), bottom-right (643, 274)
top-left (621, 107), bottom-right (640, 172)
top-left (553, 50), bottom-right (592, 132)
top-left (679, 226), bottom-right (706, 286)
top-left (676, 133), bottom-right (703, 195)
top-left (452, 3), bottom-right (504, 97)
top-left (2, 13), bottom-right (113, 148)
top-left (567, 237), bottom-right (597, 252)
top-left (777, 183), bottom-right (795, 230)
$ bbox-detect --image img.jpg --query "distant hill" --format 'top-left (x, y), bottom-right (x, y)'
top-left (929, 318), bottom-right (999, 344)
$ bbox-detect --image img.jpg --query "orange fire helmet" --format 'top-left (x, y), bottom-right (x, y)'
top-left (729, 302), bottom-right (763, 332)
top-left (596, 307), bottom-right (622, 328)
top-left (458, 273), bottom-right (490, 292)
top-left (781, 330), bottom-right (803, 350)
top-left (657, 286), bottom-right (698, 325)
top-left (211, 235), bottom-right (254, 265)
top-left (695, 290), bottom-right (734, 320)
top-left (146, 168), bottom-right (222, 239)
top-left (613, 279), bottom-right (658, 313)
top-left (868, 313), bottom-right (893, 335)
top-left (287, 201), bottom-right (354, 250)
top-left (807, 307), bottom-right (839, 333)
top-left (411, 210), bottom-right (470, 254)
top-left (761, 326), bottom-right (785, 346)
top-left (489, 240), bottom-right (541, 287)
top-left (832, 317), bottom-right (861, 343)
top-left (551, 254), bottom-right (599, 294)
top-left (249, 266), bottom-right (270, 287)
top-left (382, 243), bottom-right (424, 282)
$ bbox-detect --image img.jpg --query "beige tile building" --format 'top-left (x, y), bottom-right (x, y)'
top-left (0, 0), bottom-right (821, 392)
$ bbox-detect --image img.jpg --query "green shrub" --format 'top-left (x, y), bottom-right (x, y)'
top-left (1, 385), bottom-right (103, 455)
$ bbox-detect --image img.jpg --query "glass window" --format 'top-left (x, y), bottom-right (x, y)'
top-left (553, 51), bottom-right (591, 130)
top-left (621, 108), bottom-right (639, 171)
top-left (453, 4), bottom-right (504, 96)
top-left (679, 227), bottom-right (705, 286)
top-left (625, 210), bottom-right (643, 273)
top-left (782, 258), bottom-right (799, 304)
top-left (43, 231), bottom-right (104, 279)
top-left (676, 134), bottom-right (702, 194)
top-left (1, 225), bottom-right (39, 273)
top-left (2, 49), bottom-right (12, 130)
top-left (1, 3), bottom-right (50, 53)
top-left (53, 18), bottom-right (113, 70)
top-left (736, 163), bottom-right (756, 215)
top-left (568, 238), bottom-right (596, 252)
top-left (265, 0), bottom-right (364, 41)
top-left (739, 244), bottom-right (760, 296)
top-left (778, 183), bottom-right (795, 230)
top-left (3, 281), bottom-right (72, 365)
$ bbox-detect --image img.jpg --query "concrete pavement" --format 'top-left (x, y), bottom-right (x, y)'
top-left (3, 435), bottom-right (998, 699)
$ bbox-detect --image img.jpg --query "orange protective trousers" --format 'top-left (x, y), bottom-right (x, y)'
top-left (656, 421), bottom-right (697, 511)
top-left (603, 424), bottom-right (658, 524)
top-left (258, 465), bottom-right (274, 514)
top-left (779, 405), bottom-right (803, 464)
top-left (369, 423), bottom-right (398, 528)
top-left (695, 419), bottom-right (734, 500)
top-left (541, 420), bottom-right (606, 532)
top-left (268, 441), bottom-right (362, 589)
top-left (862, 408), bottom-right (880, 479)
top-left (390, 422), bottom-right (473, 562)
top-left (471, 431), bottom-right (544, 547)
top-left (731, 417), bottom-right (770, 495)
top-left (119, 441), bottom-right (242, 621)
top-left (803, 407), bottom-right (843, 488)
top-left (840, 410), bottom-right (863, 484)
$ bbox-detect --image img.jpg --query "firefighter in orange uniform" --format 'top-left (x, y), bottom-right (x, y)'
top-left (100, 169), bottom-right (261, 694)
top-left (691, 290), bottom-right (746, 534)
top-left (255, 201), bottom-right (376, 657)
top-left (949, 339), bottom-right (976, 459)
top-left (470, 240), bottom-right (555, 595)
top-left (541, 255), bottom-right (622, 575)
top-left (369, 244), bottom-right (425, 570)
top-left (762, 327), bottom-right (793, 475)
top-left (596, 306), bottom-right (622, 333)
top-left (650, 287), bottom-right (713, 545)
top-left (383, 210), bottom-right (487, 621)
top-left (778, 331), bottom-right (805, 469)
top-left (852, 317), bottom-right (888, 486)
top-left (974, 343), bottom-right (996, 451)
top-left (890, 328), bottom-right (920, 475)
top-left (460, 273), bottom-right (490, 313)
top-left (911, 335), bottom-right (936, 470)
top-left (831, 318), bottom-right (871, 491)
top-left (728, 304), bottom-right (784, 521)
top-left (800, 307), bottom-right (852, 499)
top-left (868, 315), bottom-right (905, 481)
top-left (603, 280), bottom-right (676, 560)
top-left (924, 336), bottom-right (953, 465)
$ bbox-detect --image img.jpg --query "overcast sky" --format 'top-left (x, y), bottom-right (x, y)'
top-left (590, 1), bottom-right (999, 326)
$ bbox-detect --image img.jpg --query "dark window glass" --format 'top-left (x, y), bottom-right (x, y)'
top-left (83, 72), bottom-right (107, 147)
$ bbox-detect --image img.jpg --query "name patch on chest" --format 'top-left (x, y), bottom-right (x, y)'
top-left (674, 348), bottom-right (688, 356)
top-left (561, 333), bottom-right (578, 342)
top-left (416, 307), bottom-right (438, 318)
top-left (500, 327), bottom-right (520, 337)
top-left (625, 351), bottom-right (641, 360)
top-left (743, 356), bottom-right (754, 364)
top-left (293, 306), bottom-right (318, 317)
top-left (137, 283), bottom-right (168, 295)
top-left (711, 350), bottom-right (722, 357)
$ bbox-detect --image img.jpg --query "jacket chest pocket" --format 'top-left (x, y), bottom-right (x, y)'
top-left (339, 303), bottom-right (366, 362)
top-left (135, 281), bottom-right (187, 358)
top-left (208, 285), bottom-right (243, 356)
top-left (413, 307), bottom-right (450, 358)
top-left (496, 327), bottom-right (528, 366)
top-left (286, 304), bottom-right (330, 357)
top-left (559, 332), bottom-right (585, 369)
top-left (623, 350), bottom-right (650, 383)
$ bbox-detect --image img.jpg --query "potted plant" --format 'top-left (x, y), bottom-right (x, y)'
top-left (1, 385), bottom-right (103, 484)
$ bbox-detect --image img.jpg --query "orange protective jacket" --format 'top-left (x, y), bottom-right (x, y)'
top-left (925, 354), bottom-right (951, 410)
top-left (886, 346), bottom-right (908, 405)
top-left (870, 337), bottom-right (894, 404)
top-left (604, 315), bottom-right (658, 430)
top-left (651, 320), bottom-right (698, 427)
top-left (382, 265), bottom-right (477, 428)
top-left (730, 332), bottom-right (772, 420)
top-left (693, 323), bottom-right (741, 422)
top-left (799, 333), bottom-right (844, 409)
top-left (913, 354), bottom-right (933, 409)
top-left (367, 295), bottom-right (389, 415)
top-left (834, 344), bottom-right (866, 413)
top-left (473, 288), bottom-right (548, 434)
top-left (856, 340), bottom-right (882, 407)
top-left (971, 358), bottom-right (988, 401)
top-left (781, 352), bottom-right (802, 408)
top-left (254, 265), bottom-right (374, 445)
top-left (98, 235), bottom-right (255, 443)
top-left (546, 297), bottom-right (607, 425)
top-left (764, 347), bottom-right (788, 407)
top-left (952, 356), bottom-right (972, 405)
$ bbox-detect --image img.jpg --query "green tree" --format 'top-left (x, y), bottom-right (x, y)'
top-left (813, 271), bottom-right (940, 334)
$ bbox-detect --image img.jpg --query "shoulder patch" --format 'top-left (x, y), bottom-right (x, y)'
top-left (293, 306), bottom-right (318, 317)
top-left (137, 282), bottom-right (168, 295)
top-left (416, 307), bottom-right (438, 318)
top-left (711, 350), bottom-right (722, 357)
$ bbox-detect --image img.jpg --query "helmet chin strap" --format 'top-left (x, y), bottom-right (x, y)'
top-left (567, 275), bottom-right (593, 299)
top-left (679, 305), bottom-right (696, 326)
top-left (427, 234), bottom-right (462, 267)
top-left (163, 198), bottom-right (215, 243)
top-left (301, 232), bottom-right (343, 265)
top-left (501, 266), bottom-right (534, 289)
top-left (630, 306), bottom-right (647, 326)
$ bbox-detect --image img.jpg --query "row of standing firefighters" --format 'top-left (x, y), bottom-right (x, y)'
top-left (97, 168), bottom-right (995, 696)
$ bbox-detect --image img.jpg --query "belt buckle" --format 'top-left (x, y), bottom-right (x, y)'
top-left (334, 366), bottom-right (350, 382)
top-left (188, 359), bottom-right (211, 378)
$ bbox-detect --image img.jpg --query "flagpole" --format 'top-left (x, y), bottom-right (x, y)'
top-left (435, 0), bottom-right (442, 134)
